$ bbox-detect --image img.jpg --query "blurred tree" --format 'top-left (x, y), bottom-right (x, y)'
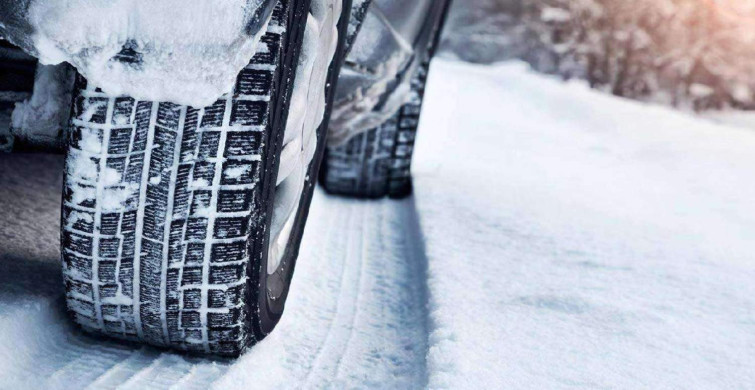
top-left (442, 0), bottom-right (755, 110)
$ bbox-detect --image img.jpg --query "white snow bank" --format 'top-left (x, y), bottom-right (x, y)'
top-left (413, 59), bottom-right (755, 389)
top-left (29, 0), bottom-right (272, 107)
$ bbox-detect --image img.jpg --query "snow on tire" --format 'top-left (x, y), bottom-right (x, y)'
top-left (61, 0), bottom-right (349, 356)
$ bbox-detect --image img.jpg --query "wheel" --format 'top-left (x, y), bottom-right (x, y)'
top-left (61, 0), bottom-right (350, 356)
top-left (320, 61), bottom-right (428, 198)
top-left (319, 0), bottom-right (451, 199)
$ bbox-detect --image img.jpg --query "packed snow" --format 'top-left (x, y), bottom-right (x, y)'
top-left (26, 0), bottom-right (275, 106)
top-left (0, 58), bottom-right (753, 388)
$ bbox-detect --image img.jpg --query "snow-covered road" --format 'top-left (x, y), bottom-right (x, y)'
top-left (1, 59), bottom-right (754, 389)
top-left (0, 154), bottom-right (430, 389)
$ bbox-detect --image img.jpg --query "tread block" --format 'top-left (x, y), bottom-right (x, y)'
top-left (209, 286), bottom-right (243, 309)
top-left (98, 238), bottom-right (120, 259)
top-left (209, 264), bottom-right (245, 284)
top-left (180, 311), bottom-right (202, 328)
top-left (70, 127), bottom-right (103, 153)
top-left (192, 162), bottom-right (216, 186)
top-left (218, 190), bottom-right (254, 212)
top-left (76, 97), bottom-right (108, 124)
top-left (98, 261), bottom-right (118, 283)
top-left (190, 190), bottom-right (212, 214)
top-left (186, 219), bottom-right (209, 241)
top-left (231, 100), bottom-right (268, 126)
top-left (200, 100), bottom-right (226, 128)
top-left (108, 128), bottom-right (133, 154)
top-left (208, 327), bottom-right (241, 342)
top-left (100, 213), bottom-right (121, 235)
top-left (185, 243), bottom-right (206, 266)
top-left (156, 102), bottom-right (182, 130)
top-left (183, 289), bottom-right (202, 309)
top-left (112, 97), bottom-right (135, 125)
top-left (208, 309), bottom-right (241, 328)
top-left (181, 267), bottom-right (203, 286)
top-left (210, 242), bottom-right (247, 264)
top-left (63, 232), bottom-right (93, 256)
top-left (221, 161), bottom-right (257, 185)
top-left (224, 131), bottom-right (263, 156)
top-left (236, 68), bottom-right (273, 96)
top-left (198, 131), bottom-right (221, 159)
top-left (213, 216), bottom-right (250, 239)
top-left (67, 279), bottom-right (94, 299)
top-left (99, 285), bottom-right (118, 299)
top-left (64, 207), bottom-right (95, 234)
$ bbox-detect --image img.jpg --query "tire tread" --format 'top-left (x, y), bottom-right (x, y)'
top-left (62, 2), bottom-right (290, 356)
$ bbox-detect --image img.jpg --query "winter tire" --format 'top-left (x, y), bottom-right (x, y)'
top-left (320, 0), bottom-right (451, 199)
top-left (320, 60), bottom-right (428, 198)
top-left (61, 0), bottom-right (351, 356)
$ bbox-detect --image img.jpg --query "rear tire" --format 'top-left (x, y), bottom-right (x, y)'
top-left (320, 0), bottom-right (451, 199)
top-left (320, 61), bottom-right (429, 198)
top-left (60, 0), bottom-right (350, 356)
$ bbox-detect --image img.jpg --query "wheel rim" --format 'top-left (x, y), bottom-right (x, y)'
top-left (266, 0), bottom-right (343, 299)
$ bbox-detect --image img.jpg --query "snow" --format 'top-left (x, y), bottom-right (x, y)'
top-left (27, 0), bottom-right (274, 107)
top-left (65, 122), bottom-right (138, 213)
top-left (1, 58), bottom-right (754, 388)
top-left (414, 60), bottom-right (755, 389)
top-left (223, 165), bottom-right (252, 181)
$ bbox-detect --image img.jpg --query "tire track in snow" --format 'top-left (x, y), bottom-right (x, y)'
top-left (328, 197), bottom-right (430, 387)
top-left (45, 344), bottom-right (137, 389)
top-left (115, 353), bottom-right (196, 389)
top-left (304, 202), bottom-right (356, 373)
top-left (211, 193), bottom-right (431, 389)
top-left (0, 154), bottom-right (431, 388)
top-left (85, 349), bottom-right (162, 389)
top-left (331, 204), bottom-right (371, 379)
top-left (302, 202), bottom-right (367, 387)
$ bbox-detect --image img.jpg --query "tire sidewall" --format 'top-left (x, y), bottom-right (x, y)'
top-left (253, 0), bottom-right (353, 337)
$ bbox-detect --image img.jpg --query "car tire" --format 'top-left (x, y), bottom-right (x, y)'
top-left (319, 61), bottom-right (429, 199)
top-left (60, 0), bottom-right (351, 356)
top-left (319, 0), bottom-right (451, 199)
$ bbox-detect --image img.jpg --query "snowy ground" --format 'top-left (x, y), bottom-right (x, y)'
top-left (1, 59), bottom-right (753, 389)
